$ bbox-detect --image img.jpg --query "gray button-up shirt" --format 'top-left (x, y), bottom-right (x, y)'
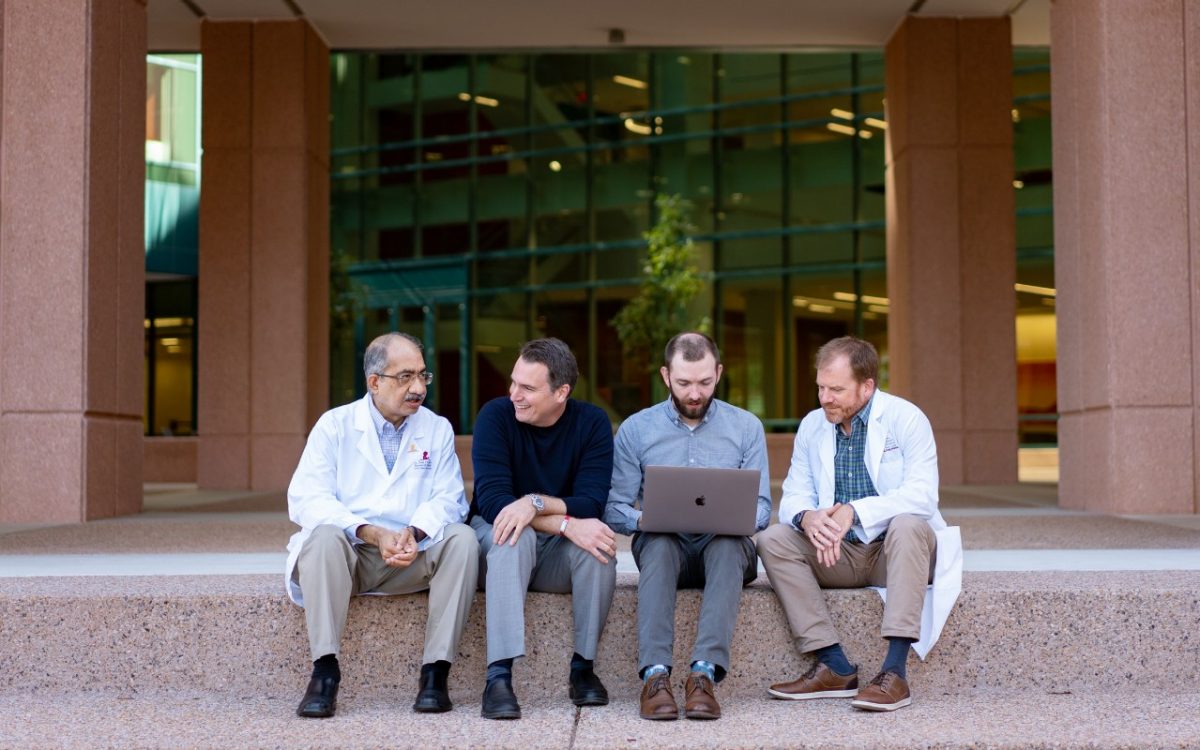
top-left (604, 398), bottom-right (772, 535)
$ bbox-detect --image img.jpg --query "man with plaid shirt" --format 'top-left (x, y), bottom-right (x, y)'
top-left (756, 336), bottom-right (961, 712)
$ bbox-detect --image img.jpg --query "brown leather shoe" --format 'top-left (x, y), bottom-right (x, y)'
top-left (851, 670), bottom-right (912, 712)
top-left (683, 672), bottom-right (721, 720)
top-left (639, 673), bottom-right (678, 720)
top-left (767, 662), bottom-right (858, 700)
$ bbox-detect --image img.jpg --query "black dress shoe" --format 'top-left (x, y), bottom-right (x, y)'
top-left (413, 664), bottom-right (453, 713)
top-left (480, 678), bottom-right (522, 720)
top-left (569, 668), bottom-right (609, 706)
top-left (296, 676), bottom-right (339, 718)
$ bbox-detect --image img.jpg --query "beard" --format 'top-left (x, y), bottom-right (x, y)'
top-left (672, 390), bottom-right (713, 421)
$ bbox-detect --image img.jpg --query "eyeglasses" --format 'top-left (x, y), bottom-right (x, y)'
top-left (376, 370), bottom-right (434, 386)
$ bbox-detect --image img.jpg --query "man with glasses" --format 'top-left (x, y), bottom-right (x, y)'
top-left (470, 337), bottom-right (617, 720)
top-left (286, 332), bottom-right (478, 718)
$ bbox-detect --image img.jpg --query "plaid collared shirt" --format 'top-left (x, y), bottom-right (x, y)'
top-left (368, 396), bottom-right (407, 473)
top-left (833, 397), bottom-right (876, 543)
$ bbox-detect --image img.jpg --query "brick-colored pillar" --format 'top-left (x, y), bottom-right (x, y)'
top-left (1052, 1), bottom-right (1198, 513)
top-left (884, 16), bottom-right (1017, 485)
top-left (0, 0), bottom-right (146, 523)
top-left (197, 20), bottom-right (329, 491)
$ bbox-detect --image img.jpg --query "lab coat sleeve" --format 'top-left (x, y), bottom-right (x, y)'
top-left (851, 407), bottom-right (940, 542)
top-left (288, 413), bottom-right (370, 533)
top-left (778, 418), bottom-right (820, 525)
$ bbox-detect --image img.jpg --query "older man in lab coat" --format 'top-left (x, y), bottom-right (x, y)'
top-left (286, 332), bottom-right (478, 719)
top-left (756, 335), bottom-right (961, 712)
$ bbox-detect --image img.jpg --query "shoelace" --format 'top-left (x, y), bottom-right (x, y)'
top-left (646, 675), bottom-right (671, 697)
top-left (866, 671), bottom-right (895, 688)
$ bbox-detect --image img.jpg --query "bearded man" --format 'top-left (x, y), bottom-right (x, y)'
top-left (756, 335), bottom-right (960, 713)
top-left (604, 331), bottom-right (771, 721)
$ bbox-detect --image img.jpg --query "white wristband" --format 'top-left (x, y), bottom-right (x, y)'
top-left (559, 515), bottom-right (571, 535)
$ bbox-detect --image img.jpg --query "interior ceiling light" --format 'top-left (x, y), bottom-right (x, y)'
top-left (826, 122), bottom-right (856, 137)
top-left (831, 108), bottom-right (854, 120)
top-left (1015, 283), bottom-right (1056, 297)
top-left (864, 117), bottom-right (887, 130)
top-left (858, 130), bottom-right (872, 139)
top-left (549, 160), bottom-right (562, 172)
top-left (457, 92), bottom-right (499, 107)
top-left (809, 304), bottom-right (836, 314)
top-left (613, 74), bottom-right (648, 90)
top-left (624, 118), bottom-right (653, 135)
top-left (1013, 180), bottom-right (1025, 189)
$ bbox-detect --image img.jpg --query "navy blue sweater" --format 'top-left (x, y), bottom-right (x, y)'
top-left (470, 397), bottom-right (614, 523)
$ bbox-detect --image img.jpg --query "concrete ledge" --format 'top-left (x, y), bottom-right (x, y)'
top-left (4, 571), bottom-right (1198, 702)
top-left (143, 437), bottom-right (198, 483)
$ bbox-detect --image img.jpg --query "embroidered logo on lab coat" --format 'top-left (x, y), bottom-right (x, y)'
top-left (414, 449), bottom-right (432, 470)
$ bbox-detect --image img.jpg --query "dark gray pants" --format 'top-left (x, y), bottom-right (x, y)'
top-left (632, 532), bottom-right (757, 680)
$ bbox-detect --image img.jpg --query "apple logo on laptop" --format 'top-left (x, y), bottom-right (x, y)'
top-left (695, 495), bottom-right (706, 506)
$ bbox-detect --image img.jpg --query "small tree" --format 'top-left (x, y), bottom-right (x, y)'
top-left (612, 194), bottom-right (710, 372)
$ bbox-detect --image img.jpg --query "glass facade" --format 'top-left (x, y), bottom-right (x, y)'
top-left (1012, 49), bottom-right (1055, 445)
top-left (140, 48), bottom-right (1056, 444)
top-left (330, 51), bottom-right (908, 434)
top-left (144, 53), bottom-right (200, 436)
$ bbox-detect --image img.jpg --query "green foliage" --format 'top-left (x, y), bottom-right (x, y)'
top-left (330, 248), bottom-right (367, 342)
top-left (612, 194), bottom-right (711, 366)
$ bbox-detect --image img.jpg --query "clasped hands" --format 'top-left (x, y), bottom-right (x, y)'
top-left (800, 503), bottom-right (857, 568)
top-left (358, 524), bottom-right (419, 568)
top-left (492, 494), bottom-right (617, 565)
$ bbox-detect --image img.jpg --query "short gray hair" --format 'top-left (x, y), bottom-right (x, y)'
top-left (363, 332), bottom-right (423, 380)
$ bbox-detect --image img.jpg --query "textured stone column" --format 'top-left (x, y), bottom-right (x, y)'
top-left (0, 0), bottom-right (146, 523)
top-left (1052, 1), bottom-right (1198, 513)
top-left (884, 15), bottom-right (1018, 485)
top-left (198, 20), bottom-right (329, 490)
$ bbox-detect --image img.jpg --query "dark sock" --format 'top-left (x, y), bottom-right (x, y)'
top-left (814, 643), bottom-right (854, 677)
top-left (882, 638), bottom-right (913, 679)
top-left (486, 658), bottom-right (514, 684)
top-left (570, 652), bottom-right (593, 674)
top-left (312, 653), bottom-right (340, 682)
top-left (422, 660), bottom-right (451, 679)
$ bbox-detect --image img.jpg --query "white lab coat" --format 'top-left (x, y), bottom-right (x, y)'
top-left (778, 389), bottom-right (962, 659)
top-left (284, 394), bottom-right (468, 606)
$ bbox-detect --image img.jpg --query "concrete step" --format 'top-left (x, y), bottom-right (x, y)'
top-left (4, 689), bottom-right (1199, 749)
top-left (4, 571), bottom-right (1199, 702)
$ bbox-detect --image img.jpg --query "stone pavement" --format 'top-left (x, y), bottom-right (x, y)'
top-left (2, 481), bottom-right (1199, 749)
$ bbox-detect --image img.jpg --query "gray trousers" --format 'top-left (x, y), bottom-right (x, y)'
top-left (756, 514), bottom-right (936, 653)
top-left (632, 532), bottom-right (757, 680)
top-left (471, 515), bottom-right (617, 665)
top-left (294, 523), bottom-right (479, 664)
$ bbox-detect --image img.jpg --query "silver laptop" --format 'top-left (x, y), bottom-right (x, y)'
top-left (640, 465), bottom-right (761, 536)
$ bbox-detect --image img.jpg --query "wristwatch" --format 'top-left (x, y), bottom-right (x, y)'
top-left (529, 493), bottom-right (545, 513)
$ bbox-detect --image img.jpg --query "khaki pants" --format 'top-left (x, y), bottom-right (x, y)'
top-left (756, 514), bottom-right (936, 653)
top-left (294, 523), bottom-right (478, 663)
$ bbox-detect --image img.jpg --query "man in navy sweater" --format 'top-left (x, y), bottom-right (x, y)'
top-left (470, 337), bottom-right (618, 720)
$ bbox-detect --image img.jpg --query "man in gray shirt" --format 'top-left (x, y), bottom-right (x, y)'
top-left (605, 332), bottom-right (771, 721)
